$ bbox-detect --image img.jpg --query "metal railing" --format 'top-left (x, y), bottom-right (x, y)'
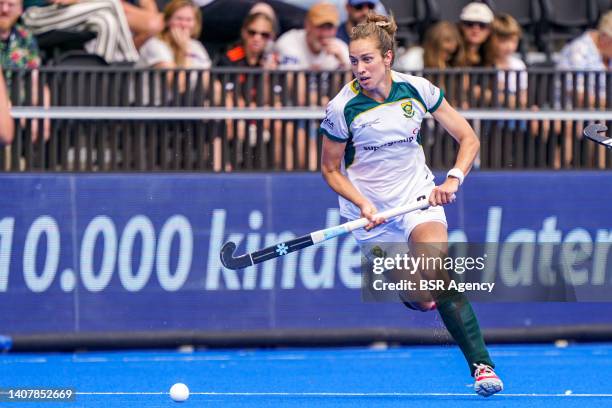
top-left (1, 67), bottom-right (611, 172)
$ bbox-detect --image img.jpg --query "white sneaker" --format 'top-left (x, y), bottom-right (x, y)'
top-left (473, 363), bottom-right (503, 397)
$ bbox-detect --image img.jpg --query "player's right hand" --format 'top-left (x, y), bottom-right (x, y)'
top-left (359, 201), bottom-right (385, 231)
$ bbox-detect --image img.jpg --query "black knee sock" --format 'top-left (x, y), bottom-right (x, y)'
top-left (435, 290), bottom-right (494, 376)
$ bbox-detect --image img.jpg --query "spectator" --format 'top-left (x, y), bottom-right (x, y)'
top-left (138, 0), bottom-right (211, 96)
top-left (483, 14), bottom-right (527, 107)
top-left (481, 13), bottom-right (532, 169)
top-left (139, 0), bottom-right (210, 71)
top-left (557, 10), bottom-right (612, 103)
top-left (274, 2), bottom-right (347, 170)
top-left (555, 10), bottom-right (612, 168)
top-left (0, 0), bottom-right (40, 85)
top-left (396, 21), bottom-right (464, 71)
top-left (248, 2), bottom-right (279, 36)
top-left (22, 0), bottom-right (139, 63)
top-left (122, 0), bottom-right (164, 48)
top-left (275, 2), bottom-right (349, 70)
top-left (274, 2), bottom-right (349, 171)
top-left (0, 67), bottom-right (13, 145)
top-left (456, 2), bottom-right (493, 107)
top-left (0, 0), bottom-right (48, 142)
top-left (217, 11), bottom-right (278, 172)
top-left (218, 12), bottom-right (276, 69)
top-left (337, 0), bottom-right (379, 45)
top-left (458, 2), bottom-right (493, 67)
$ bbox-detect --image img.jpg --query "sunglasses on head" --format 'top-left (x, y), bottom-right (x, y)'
top-left (462, 20), bottom-right (489, 29)
top-left (353, 2), bottom-right (376, 10)
top-left (246, 29), bottom-right (272, 40)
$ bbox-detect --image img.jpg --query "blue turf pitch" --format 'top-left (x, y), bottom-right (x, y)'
top-left (2, 343), bottom-right (612, 407)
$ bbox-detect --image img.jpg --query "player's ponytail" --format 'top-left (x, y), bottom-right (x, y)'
top-left (350, 14), bottom-right (398, 64)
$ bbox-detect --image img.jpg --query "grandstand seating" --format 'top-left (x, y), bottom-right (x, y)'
top-left (382, 0), bottom-right (428, 46)
top-left (35, 30), bottom-right (97, 66)
top-left (539, 0), bottom-right (600, 55)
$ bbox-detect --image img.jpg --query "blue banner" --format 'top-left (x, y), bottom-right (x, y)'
top-left (1, 172), bottom-right (611, 335)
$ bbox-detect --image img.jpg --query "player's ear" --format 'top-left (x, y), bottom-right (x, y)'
top-left (383, 50), bottom-right (393, 69)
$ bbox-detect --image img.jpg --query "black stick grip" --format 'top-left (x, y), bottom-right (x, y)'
top-left (220, 234), bottom-right (314, 270)
top-left (251, 234), bottom-right (314, 264)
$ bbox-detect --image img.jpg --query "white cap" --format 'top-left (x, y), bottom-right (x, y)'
top-left (460, 2), bottom-right (494, 24)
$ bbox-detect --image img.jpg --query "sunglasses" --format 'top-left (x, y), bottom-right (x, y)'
top-left (246, 29), bottom-right (272, 40)
top-left (461, 20), bottom-right (489, 29)
top-left (353, 2), bottom-right (376, 10)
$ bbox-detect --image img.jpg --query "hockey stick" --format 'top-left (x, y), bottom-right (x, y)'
top-left (220, 197), bottom-right (432, 270)
top-left (584, 123), bottom-right (611, 149)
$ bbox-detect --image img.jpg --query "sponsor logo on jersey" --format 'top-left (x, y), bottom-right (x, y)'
top-left (356, 118), bottom-right (381, 129)
top-left (323, 117), bottom-right (335, 130)
top-left (363, 136), bottom-right (415, 151)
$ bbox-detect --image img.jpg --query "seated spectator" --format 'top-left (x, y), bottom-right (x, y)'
top-left (458, 2), bottom-right (493, 67)
top-left (138, 0), bottom-right (211, 95)
top-left (483, 14), bottom-right (527, 107)
top-left (555, 10), bottom-right (612, 168)
top-left (217, 11), bottom-right (277, 108)
top-left (396, 21), bottom-right (464, 71)
top-left (122, 0), bottom-right (164, 48)
top-left (0, 0), bottom-right (48, 142)
top-left (0, 0), bottom-right (40, 82)
top-left (456, 2), bottom-right (493, 107)
top-left (139, 0), bottom-right (210, 70)
top-left (275, 2), bottom-right (349, 171)
top-left (248, 2), bottom-right (279, 35)
top-left (218, 12), bottom-right (277, 69)
top-left (557, 10), bottom-right (612, 103)
top-left (337, 0), bottom-right (379, 45)
top-left (275, 2), bottom-right (349, 70)
top-left (482, 13), bottom-right (533, 168)
top-left (216, 10), bottom-right (278, 172)
top-left (21, 0), bottom-right (139, 63)
top-left (0, 67), bottom-right (13, 145)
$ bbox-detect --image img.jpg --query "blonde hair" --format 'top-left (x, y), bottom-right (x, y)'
top-left (598, 10), bottom-right (612, 38)
top-left (350, 13), bottom-right (398, 64)
top-left (484, 14), bottom-right (522, 66)
top-left (423, 21), bottom-right (465, 68)
top-left (490, 13), bottom-right (522, 38)
top-left (159, 0), bottom-right (202, 67)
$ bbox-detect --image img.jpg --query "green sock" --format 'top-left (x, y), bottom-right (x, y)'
top-left (435, 290), bottom-right (494, 375)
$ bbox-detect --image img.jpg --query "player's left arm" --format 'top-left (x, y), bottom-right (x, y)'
top-left (429, 98), bottom-right (480, 206)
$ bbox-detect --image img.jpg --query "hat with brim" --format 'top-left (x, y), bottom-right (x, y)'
top-left (308, 2), bottom-right (340, 27)
top-left (460, 2), bottom-right (494, 24)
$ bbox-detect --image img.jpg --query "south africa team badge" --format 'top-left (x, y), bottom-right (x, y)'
top-left (401, 101), bottom-right (414, 118)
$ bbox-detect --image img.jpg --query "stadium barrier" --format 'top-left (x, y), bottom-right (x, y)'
top-left (0, 171), bottom-right (611, 350)
top-left (1, 67), bottom-right (611, 172)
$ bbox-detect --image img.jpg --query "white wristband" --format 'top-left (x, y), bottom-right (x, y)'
top-left (446, 168), bottom-right (465, 185)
